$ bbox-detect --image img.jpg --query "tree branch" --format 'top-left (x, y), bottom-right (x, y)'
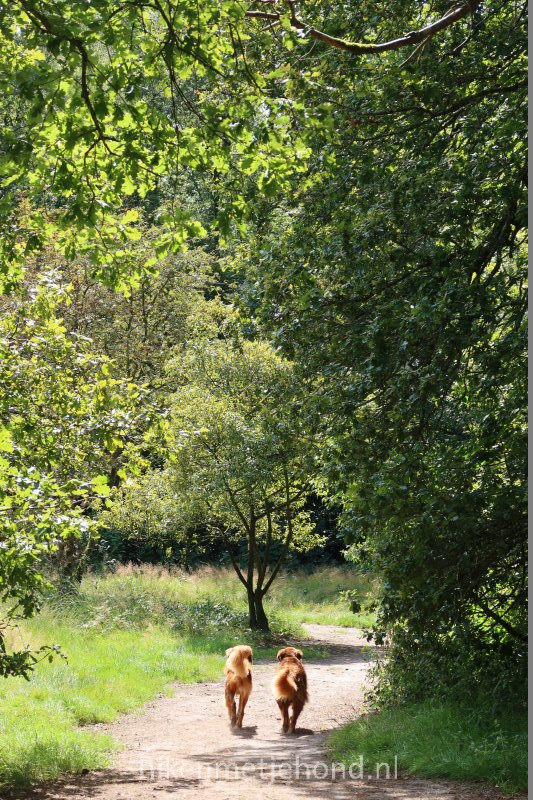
top-left (249, 512), bottom-right (265, 583)
top-left (223, 479), bottom-right (251, 533)
top-left (225, 540), bottom-right (248, 588)
top-left (254, 485), bottom-right (306, 520)
top-left (262, 467), bottom-right (294, 594)
top-left (476, 600), bottom-right (528, 643)
top-left (16, 0), bottom-right (116, 150)
top-left (246, 0), bottom-right (482, 56)
top-left (258, 501), bottom-right (273, 587)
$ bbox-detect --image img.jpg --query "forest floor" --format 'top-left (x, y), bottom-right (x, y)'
top-left (7, 625), bottom-right (517, 800)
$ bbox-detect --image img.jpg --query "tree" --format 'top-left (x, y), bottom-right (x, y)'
top-left (47, 235), bottom-right (214, 384)
top-left (239, 0), bottom-right (527, 700)
top-left (109, 331), bottom-right (324, 629)
top-left (0, 271), bottom-right (139, 676)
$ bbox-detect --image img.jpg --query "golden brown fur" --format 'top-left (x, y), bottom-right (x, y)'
top-left (271, 646), bottom-right (308, 733)
top-left (224, 645), bottom-right (253, 728)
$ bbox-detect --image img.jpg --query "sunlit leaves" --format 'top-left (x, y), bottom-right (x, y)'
top-left (0, 271), bottom-right (140, 677)
top-left (0, 0), bottom-right (312, 285)
top-left (107, 322), bottom-right (324, 577)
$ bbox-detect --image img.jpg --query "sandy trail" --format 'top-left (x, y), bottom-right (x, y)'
top-left (11, 624), bottom-right (511, 800)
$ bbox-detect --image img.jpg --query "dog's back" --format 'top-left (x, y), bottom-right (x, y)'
top-left (225, 645), bottom-right (253, 683)
top-left (272, 647), bottom-right (308, 733)
top-left (224, 645), bottom-right (253, 728)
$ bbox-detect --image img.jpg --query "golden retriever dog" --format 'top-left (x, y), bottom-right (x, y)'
top-left (272, 646), bottom-right (308, 733)
top-left (224, 645), bottom-right (253, 728)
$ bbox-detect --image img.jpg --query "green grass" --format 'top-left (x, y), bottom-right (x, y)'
top-left (266, 567), bottom-right (378, 628)
top-left (64, 563), bottom-right (378, 631)
top-left (1, 564), bottom-right (372, 790)
top-left (0, 621), bottom-right (224, 789)
top-left (328, 701), bottom-right (527, 795)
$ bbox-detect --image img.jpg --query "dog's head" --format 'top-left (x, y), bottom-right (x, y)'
top-left (276, 646), bottom-right (303, 662)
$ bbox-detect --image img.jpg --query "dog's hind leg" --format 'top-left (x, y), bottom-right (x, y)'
top-left (289, 699), bottom-right (304, 733)
top-left (236, 691), bottom-right (249, 728)
top-left (225, 687), bottom-right (237, 726)
top-left (276, 699), bottom-right (290, 733)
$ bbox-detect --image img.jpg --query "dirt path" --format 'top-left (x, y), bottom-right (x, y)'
top-left (12, 625), bottom-right (510, 800)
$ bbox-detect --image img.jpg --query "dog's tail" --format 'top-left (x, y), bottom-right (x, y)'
top-left (272, 672), bottom-right (308, 703)
top-left (271, 676), bottom-right (288, 701)
top-left (287, 675), bottom-right (298, 692)
top-left (241, 656), bottom-right (253, 677)
top-left (226, 651), bottom-right (252, 678)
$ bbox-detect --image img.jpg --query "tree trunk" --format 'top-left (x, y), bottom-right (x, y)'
top-left (253, 589), bottom-right (270, 632)
top-left (247, 586), bottom-right (258, 629)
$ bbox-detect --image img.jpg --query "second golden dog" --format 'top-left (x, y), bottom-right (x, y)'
top-left (271, 646), bottom-right (308, 733)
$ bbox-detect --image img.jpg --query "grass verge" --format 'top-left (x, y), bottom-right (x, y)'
top-left (1, 623), bottom-right (222, 790)
top-left (328, 701), bottom-right (527, 794)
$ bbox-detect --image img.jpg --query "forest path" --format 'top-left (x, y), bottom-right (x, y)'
top-left (12, 624), bottom-right (507, 800)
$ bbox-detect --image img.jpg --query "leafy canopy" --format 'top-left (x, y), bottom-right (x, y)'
top-left (0, 0), bottom-right (312, 287)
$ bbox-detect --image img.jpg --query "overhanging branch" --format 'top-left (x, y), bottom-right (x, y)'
top-left (476, 600), bottom-right (528, 643)
top-left (246, 0), bottom-right (482, 55)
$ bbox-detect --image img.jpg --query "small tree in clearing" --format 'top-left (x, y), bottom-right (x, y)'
top-left (161, 336), bottom-right (323, 630)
